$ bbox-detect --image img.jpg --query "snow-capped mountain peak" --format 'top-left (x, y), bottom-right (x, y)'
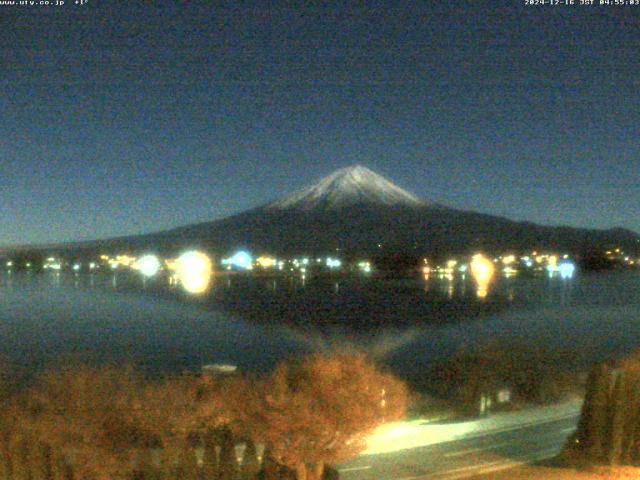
top-left (266, 165), bottom-right (427, 211)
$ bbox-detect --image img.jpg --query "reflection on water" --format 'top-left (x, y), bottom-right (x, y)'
top-left (2, 270), bottom-right (640, 383)
top-left (0, 272), bottom-right (306, 376)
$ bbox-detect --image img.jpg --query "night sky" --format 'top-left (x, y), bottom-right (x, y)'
top-left (2, 1), bottom-right (639, 246)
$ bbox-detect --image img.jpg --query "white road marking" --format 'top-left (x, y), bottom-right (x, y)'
top-left (441, 447), bottom-right (561, 480)
top-left (395, 447), bottom-right (560, 480)
top-left (339, 465), bottom-right (372, 473)
top-left (443, 442), bottom-right (510, 458)
top-left (443, 424), bottom-right (575, 458)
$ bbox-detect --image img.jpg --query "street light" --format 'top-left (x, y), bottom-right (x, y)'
top-left (177, 250), bottom-right (213, 294)
top-left (470, 253), bottom-right (495, 298)
top-left (137, 254), bottom-right (161, 277)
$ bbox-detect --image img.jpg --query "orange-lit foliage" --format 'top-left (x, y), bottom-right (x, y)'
top-left (7, 365), bottom-right (224, 480)
top-left (0, 355), bottom-right (406, 480)
top-left (226, 352), bottom-right (408, 480)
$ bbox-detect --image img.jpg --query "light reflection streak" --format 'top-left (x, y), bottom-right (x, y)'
top-left (470, 254), bottom-right (495, 298)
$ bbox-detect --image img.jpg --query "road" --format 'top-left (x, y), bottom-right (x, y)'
top-left (339, 409), bottom-right (580, 480)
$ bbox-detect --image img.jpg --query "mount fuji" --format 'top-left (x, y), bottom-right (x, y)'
top-left (265, 165), bottom-right (428, 211)
top-left (12, 165), bottom-right (640, 259)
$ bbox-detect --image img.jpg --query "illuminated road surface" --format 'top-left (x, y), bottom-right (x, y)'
top-left (339, 404), bottom-right (580, 480)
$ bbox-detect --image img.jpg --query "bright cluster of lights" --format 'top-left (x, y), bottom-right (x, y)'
top-left (470, 254), bottom-right (495, 282)
top-left (256, 256), bottom-right (277, 268)
top-left (101, 254), bottom-right (137, 271)
top-left (176, 251), bottom-right (213, 294)
top-left (43, 257), bottom-right (62, 271)
top-left (545, 257), bottom-right (577, 279)
top-left (502, 255), bottom-right (516, 265)
top-left (558, 261), bottom-right (576, 279)
top-left (470, 253), bottom-right (496, 298)
top-left (0, 241), bottom-right (600, 291)
top-left (135, 254), bottom-right (161, 277)
top-left (291, 258), bottom-right (310, 269)
top-left (358, 261), bottom-right (372, 273)
top-left (0, 251), bottom-right (439, 278)
top-left (222, 250), bottom-right (253, 270)
top-left (326, 257), bottom-right (342, 269)
top-left (606, 248), bottom-right (640, 266)
top-left (116, 255), bottom-right (135, 267)
top-left (428, 258), bottom-right (470, 277)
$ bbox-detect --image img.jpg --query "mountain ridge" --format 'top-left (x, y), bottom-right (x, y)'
top-left (2, 166), bottom-right (639, 257)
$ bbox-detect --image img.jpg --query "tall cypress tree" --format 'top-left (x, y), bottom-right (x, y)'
top-left (606, 371), bottom-right (626, 464)
top-left (567, 361), bottom-right (640, 466)
top-left (574, 363), bottom-right (608, 457)
top-left (586, 363), bottom-right (611, 461)
top-left (624, 371), bottom-right (640, 464)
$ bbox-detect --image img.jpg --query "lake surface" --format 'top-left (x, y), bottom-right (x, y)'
top-left (1, 270), bottom-right (640, 385)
